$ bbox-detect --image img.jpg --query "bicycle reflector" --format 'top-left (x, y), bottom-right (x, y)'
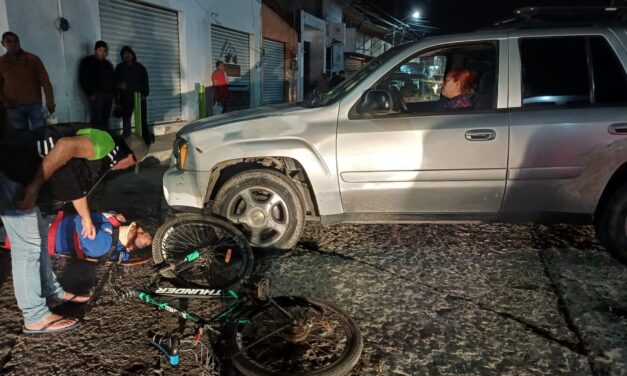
top-left (225, 249), bottom-right (232, 264)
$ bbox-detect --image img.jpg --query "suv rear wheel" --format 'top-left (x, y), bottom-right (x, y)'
top-left (596, 184), bottom-right (627, 263)
top-left (213, 169), bottom-right (305, 249)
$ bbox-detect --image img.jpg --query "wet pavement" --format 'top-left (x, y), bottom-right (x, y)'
top-left (0, 162), bottom-right (625, 375)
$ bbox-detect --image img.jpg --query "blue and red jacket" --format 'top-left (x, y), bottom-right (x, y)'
top-left (50, 212), bottom-right (130, 261)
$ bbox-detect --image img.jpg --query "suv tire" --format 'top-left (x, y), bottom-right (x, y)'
top-left (596, 184), bottom-right (627, 263)
top-left (213, 169), bottom-right (305, 249)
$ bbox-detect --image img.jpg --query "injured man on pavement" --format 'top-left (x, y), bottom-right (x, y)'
top-left (1, 211), bottom-right (153, 264)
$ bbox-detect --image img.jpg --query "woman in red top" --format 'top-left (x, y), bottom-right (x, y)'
top-left (211, 61), bottom-right (231, 113)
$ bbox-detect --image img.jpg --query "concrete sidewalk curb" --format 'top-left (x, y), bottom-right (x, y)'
top-left (149, 149), bottom-right (173, 164)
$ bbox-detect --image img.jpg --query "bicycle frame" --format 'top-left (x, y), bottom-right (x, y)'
top-left (132, 250), bottom-right (275, 328)
top-left (134, 287), bottom-right (252, 325)
top-left (119, 247), bottom-right (362, 375)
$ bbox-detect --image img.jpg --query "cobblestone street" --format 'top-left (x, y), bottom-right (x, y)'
top-left (0, 164), bottom-right (625, 375)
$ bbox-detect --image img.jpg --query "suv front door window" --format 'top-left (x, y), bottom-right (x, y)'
top-left (337, 41), bottom-right (509, 215)
top-left (353, 43), bottom-right (499, 117)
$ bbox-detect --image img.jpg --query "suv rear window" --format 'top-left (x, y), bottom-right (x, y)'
top-left (590, 37), bottom-right (627, 104)
top-left (520, 36), bottom-right (627, 108)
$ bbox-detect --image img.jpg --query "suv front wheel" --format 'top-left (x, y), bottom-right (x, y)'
top-left (596, 184), bottom-right (627, 263)
top-left (213, 169), bottom-right (305, 249)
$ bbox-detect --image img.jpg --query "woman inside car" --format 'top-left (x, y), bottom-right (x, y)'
top-left (438, 68), bottom-right (478, 110)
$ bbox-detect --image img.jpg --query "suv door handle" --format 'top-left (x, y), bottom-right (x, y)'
top-left (608, 123), bottom-right (627, 135)
top-left (465, 129), bottom-right (496, 141)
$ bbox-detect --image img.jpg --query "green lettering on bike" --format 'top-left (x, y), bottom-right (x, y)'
top-left (228, 290), bottom-right (238, 299)
top-left (185, 251), bottom-right (201, 262)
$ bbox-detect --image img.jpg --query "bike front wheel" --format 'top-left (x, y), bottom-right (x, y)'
top-left (152, 215), bottom-right (254, 289)
top-left (227, 296), bottom-right (363, 376)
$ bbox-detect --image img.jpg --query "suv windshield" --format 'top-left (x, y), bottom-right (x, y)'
top-left (304, 43), bottom-right (415, 108)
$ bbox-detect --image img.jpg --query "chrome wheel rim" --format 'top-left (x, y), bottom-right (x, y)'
top-left (225, 186), bottom-right (289, 247)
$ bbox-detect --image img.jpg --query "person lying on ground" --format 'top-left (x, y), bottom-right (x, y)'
top-left (2, 211), bottom-right (153, 262)
top-left (53, 211), bottom-right (152, 262)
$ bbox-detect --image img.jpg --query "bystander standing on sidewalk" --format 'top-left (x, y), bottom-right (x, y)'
top-left (0, 99), bottom-right (8, 140)
top-left (115, 46), bottom-right (153, 144)
top-left (211, 60), bottom-right (231, 113)
top-left (0, 32), bottom-right (55, 130)
top-left (79, 41), bottom-right (115, 130)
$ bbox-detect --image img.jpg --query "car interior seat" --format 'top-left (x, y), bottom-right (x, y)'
top-left (473, 70), bottom-right (495, 110)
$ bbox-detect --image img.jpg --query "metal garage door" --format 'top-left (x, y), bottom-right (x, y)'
top-left (211, 25), bottom-right (250, 110)
top-left (344, 56), bottom-right (365, 76)
top-left (262, 39), bottom-right (285, 104)
top-left (100, 0), bottom-right (182, 124)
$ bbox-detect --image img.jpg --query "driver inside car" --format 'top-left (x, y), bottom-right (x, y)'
top-left (437, 68), bottom-right (478, 110)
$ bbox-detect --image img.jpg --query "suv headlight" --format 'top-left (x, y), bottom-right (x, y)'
top-left (172, 137), bottom-right (189, 170)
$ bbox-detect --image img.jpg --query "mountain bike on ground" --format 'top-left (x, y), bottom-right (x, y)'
top-left (113, 214), bottom-right (363, 376)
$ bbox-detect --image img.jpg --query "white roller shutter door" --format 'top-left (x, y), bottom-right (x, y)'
top-left (262, 39), bottom-right (285, 104)
top-left (211, 25), bottom-right (251, 110)
top-left (100, 0), bottom-right (182, 124)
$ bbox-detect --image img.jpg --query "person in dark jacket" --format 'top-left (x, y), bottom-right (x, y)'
top-left (79, 41), bottom-right (115, 130)
top-left (0, 123), bottom-right (148, 334)
top-left (115, 46), bottom-right (152, 144)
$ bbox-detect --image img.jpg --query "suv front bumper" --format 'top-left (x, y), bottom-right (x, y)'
top-left (162, 166), bottom-right (212, 211)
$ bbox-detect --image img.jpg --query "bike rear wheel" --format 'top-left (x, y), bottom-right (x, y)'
top-left (226, 296), bottom-right (363, 376)
top-left (152, 215), bottom-right (254, 289)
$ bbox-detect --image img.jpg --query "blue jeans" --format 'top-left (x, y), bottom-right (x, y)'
top-left (0, 178), bottom-right (63, 325)
top-left (7, 104), bottom-right (45, 130)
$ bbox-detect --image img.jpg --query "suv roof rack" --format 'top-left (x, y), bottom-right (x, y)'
top-left (491, 6), bottom-right (627, 28)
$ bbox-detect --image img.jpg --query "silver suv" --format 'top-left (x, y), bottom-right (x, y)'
top-left (163, 19), bottom-right (627, 262)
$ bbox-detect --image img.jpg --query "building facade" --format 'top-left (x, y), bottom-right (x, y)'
top-left (0, 0), bottom-right (263, 131)
top-left (0, 0), bottom-right (393, 130)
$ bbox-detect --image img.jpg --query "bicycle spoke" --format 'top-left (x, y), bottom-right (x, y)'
top-left (156, 217), bottom-right (252, 288)
top-left (235, 303), bottom-right (354, 374)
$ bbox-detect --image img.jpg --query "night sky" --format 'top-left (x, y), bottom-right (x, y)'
top-left (379, 0), bottom-right (617, 33)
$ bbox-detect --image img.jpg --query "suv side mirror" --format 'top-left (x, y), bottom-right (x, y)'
top-left (358, 90), bottom-right (393, 116)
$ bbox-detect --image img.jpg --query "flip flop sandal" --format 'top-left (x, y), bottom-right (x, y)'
top-left (23, 318), bottom-right (81, 334)
top-left (63, 293), bottom-right (91, 303)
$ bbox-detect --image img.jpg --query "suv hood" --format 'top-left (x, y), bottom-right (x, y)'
top-left (178, 104), bottom-right (306, 136)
